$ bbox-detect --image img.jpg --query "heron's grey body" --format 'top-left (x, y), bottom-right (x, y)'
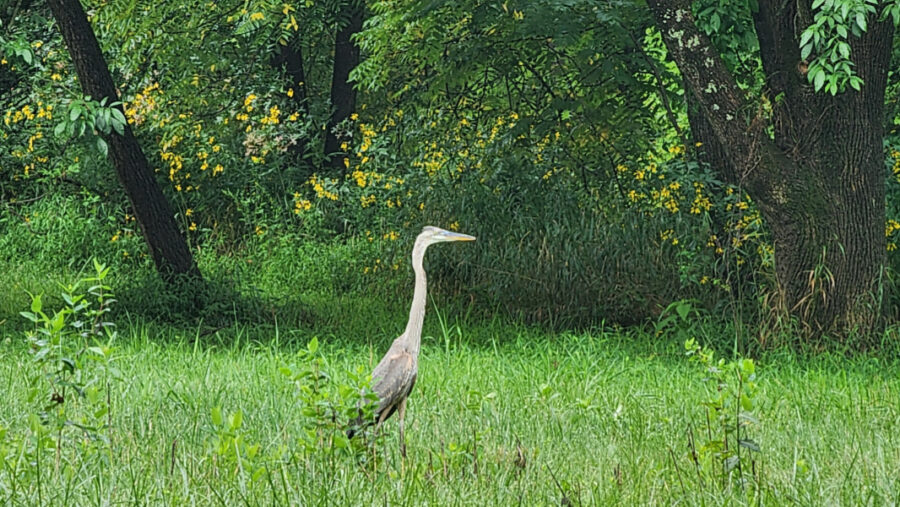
top-left (349, 226), bottom-right (475, 456)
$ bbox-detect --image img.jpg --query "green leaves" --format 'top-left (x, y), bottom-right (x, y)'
top-left (799, 0), bottom-right (884, 95)
top-left (53, 96), bottom-right (128, 157)
top-left (14, 259), bottom-right (120, 481)
top-left (684, 338), bottom-right (761, 489)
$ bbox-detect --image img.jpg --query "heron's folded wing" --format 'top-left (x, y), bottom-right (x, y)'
top-left (371, 350), bottom-right (415, 416)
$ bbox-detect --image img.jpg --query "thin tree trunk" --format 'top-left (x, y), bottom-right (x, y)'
top-left (47, 0), bottom-right (201, 284)
top-left (648, 0), bottom-right (892, 339)
top-left (274, 38), bottom-right (310, 167)
top-left (324, 1), bottom-right (364, 172)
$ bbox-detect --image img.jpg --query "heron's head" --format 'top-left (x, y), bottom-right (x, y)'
top-left (418, 225), bottom-right (476, 245)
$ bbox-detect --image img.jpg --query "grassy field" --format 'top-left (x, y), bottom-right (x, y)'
top-left (1, 303), bottom-right (899, 505)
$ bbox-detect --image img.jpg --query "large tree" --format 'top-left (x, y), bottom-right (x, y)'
top-left (648, 0), bottom-right (895, 337)
top-left (47, 0), bottom-right (201, 284)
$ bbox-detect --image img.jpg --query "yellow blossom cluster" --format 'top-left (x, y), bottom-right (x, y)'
top-left (360, 194), bottom-right (377, 207)
top-left (886, 218), bottom-right (900, 251)
top-left (892, 149), bottom-right (900, 181)
top-left (292, 192), bottom-right (312, 214)
top-left (756, 242), bottom-right (775, 266)
top-left (887, 219), bottom-right (900, 237)
top-left (124, 82), bottom-right (161, 126)
top-left (690, 182), bottom-right (712, 214)
top-left (4, 103), bottom-right (49, 125)
top-left (5, 102), bottom-right (55, 178)
top-left (362, 258), bottom-right (400, 274)
top-left (259, 105), bottom-right (280, 125)
top-left (659, 228), bottom-right (678, 245)
top-left (157, 116), bottom-right (227, 193)
top-left (308, 174), bottom-right (339, 200)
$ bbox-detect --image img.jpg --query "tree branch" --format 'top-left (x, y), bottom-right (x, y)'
top-left (645, 0), bottom-right (793, 206)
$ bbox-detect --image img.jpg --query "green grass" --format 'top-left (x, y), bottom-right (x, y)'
top-left (1, 310), bottom-right (899, 504)
top-left (0, 206), bottom-right (898, 504)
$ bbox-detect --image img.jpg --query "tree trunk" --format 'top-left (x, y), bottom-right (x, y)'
top-left (274, 37), bottom-right (310, 168)
top-left (48, 0), bottom-right (201, 284)
top-left (277, 41), bottom-right (309, 114)
top-left (324, 1), bottom-right (364, 172)
top-left (1, 0), bottom-right (34, 28)
top-left (648, 0), bottom-right (892, 339)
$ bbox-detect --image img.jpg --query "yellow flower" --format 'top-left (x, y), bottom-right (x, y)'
top-left (287, 88), bottom-right (294, 97)
top-left (449, 221), bottom-right (460, 231)
top-left (250, 12), bottom-right (264, 21)
top-left (886, 219), bottom-right (900, 237)
top-left (185, 208), bottom-right (193, 216)
top-left (350, 113), bottom-right (359, 121)
top-left (189, 222), bottom-right (197, 231)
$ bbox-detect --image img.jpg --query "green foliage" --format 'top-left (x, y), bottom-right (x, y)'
top-left (684, 338), bottom-right (761, 493)
top-left (53, 96), bottom-right (128, 157)
top-left (280, 336), bottom-right (376, 456)
top-left (19, 259), bottom-right (120, 440)
top-left (209, 406), bottom-right (271, 483)
top-left (0, 260), bottom-right (120, 500)
top-left (798, 0), bottom-right (900, 94)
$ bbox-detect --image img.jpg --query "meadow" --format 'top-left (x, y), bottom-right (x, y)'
top-left (1, 251), bottom-right (899, 506)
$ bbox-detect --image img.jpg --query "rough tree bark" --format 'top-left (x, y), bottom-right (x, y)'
top-left (647, 0), bottom-right (893, 339)
top-left (323, 1), bottom-right (364, 172)
top-left (48, 0), bottom-right (201, 284)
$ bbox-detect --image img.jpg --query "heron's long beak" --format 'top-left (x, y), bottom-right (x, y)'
top-left (446, 231), bottom-right (476, 241)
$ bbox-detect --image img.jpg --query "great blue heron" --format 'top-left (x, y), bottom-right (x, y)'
top-left (348, 225), bottom-right (475, 457)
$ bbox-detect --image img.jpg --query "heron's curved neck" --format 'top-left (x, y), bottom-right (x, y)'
top-left (403, 240), bottom-right (428, 358)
